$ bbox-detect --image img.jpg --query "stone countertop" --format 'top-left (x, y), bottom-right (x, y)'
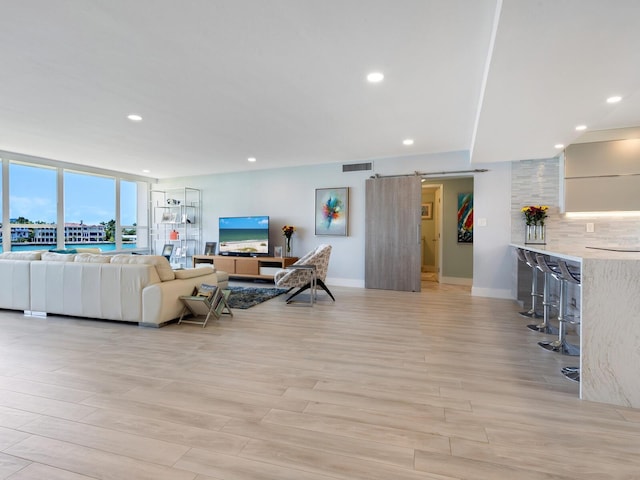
top-left (510, 242), bottom-right (640, 263)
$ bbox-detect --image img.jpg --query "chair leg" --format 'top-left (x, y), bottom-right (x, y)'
top-left (285, 280), bottom-right (335, 303)
top-left (317, 279), bottom-right (335, 301)
top-left (286, 284), bottom-right (311, 303)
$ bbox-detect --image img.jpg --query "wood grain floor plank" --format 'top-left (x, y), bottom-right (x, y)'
top-left (222, 417), bottom-right (417, 468)
top-left (5, 436), bottom-right (196, 480)
top-left (175, 447), bottom-right (343, 480)
top-left (79, 394), bottom-right (230, 431)
top-left (4, 463), bottom-right (97, 480)
top-left (240, 438), bottom-right (454, 480)
top-left (18, 416), bottom-right (190, 466)
top-left (81, 410), bottom-right (248, 455)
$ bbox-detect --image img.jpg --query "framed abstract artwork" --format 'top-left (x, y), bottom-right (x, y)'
top-left (315, 187), bottom-right (349, 236)
top-left (457, 192), bottom-right (473, 243)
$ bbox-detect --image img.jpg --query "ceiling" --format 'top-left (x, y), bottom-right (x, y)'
top-left (1, 0), bottom-right (639, 179)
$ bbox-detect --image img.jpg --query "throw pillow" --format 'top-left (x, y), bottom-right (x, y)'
top-left (0, 251), bottom-right (43, 261)
top-left (74, 253), bottom-right (111, 264)
top-left (41, 252), bottom-right (77, 262)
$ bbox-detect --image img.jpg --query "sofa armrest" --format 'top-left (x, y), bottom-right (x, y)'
top-left (141, 271), bottom-right (219, 327)
top-left (0, 260), bottom-right (31, 310)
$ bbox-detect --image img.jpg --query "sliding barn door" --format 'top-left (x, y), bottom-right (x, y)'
top-left (365, 176), bottom-right (422, 292)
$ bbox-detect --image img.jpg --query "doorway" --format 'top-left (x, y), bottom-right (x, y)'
top-left (421, 183), bottom-right (442, 283)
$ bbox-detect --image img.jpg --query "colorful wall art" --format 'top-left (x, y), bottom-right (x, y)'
top-left (315, 187), bottom-right (349, 236)
top-left (457, 192), bottom-right (473, 243)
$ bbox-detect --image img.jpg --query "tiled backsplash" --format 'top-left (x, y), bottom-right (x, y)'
top-left (512, 158), bottom-right (640, 246)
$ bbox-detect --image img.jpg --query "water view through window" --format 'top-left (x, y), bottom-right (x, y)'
top-left (7, 162), bottom-right (138, 252)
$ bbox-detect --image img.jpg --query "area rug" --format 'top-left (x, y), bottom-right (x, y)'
top-left (226, 286), bottom-right (289, 309)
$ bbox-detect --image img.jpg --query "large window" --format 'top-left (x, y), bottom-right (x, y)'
top-left (64, 171), bottom-right (115, 248)
top-left (120, 180), bottom-right (138, 250)
top-left (1, 156), bottom-right (149, 253)
top-left (9, 162), bottom-right (57, 251)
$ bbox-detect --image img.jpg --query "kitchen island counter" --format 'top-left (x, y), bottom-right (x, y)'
top-left (512, 243), bottom-right (640, 408)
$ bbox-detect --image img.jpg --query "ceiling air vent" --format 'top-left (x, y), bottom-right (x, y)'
top-left (342, 162), bottom-right (372, 172)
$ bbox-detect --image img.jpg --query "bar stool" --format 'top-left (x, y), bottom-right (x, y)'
top-left (558, 260), bottom-right (582, 381)
top-left (516, 248), bottom-right (542, 318)
top-left (536, 255), bottom-right (580, 356)
top-left (524, 250), bottom-right (558, 334)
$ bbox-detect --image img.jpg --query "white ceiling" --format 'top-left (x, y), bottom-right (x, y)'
top-left (1, 0), bottom-right (639, 179)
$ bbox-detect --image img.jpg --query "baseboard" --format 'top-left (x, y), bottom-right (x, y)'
top-left (325, 277), bottom-right (365, 288)
top-left (439, 276), bottom-right (472, 286)
top-left (471, 286), bottom-right (514, 299)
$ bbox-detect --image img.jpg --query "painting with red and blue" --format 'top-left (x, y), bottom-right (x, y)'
top-left (457, 192), bottom-right (473, 243)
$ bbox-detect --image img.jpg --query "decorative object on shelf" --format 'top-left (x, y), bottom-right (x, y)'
top-left (170, 229), bottom-right (179, 240)
top-left (315, 187), bottom-right (349, 236)
top-left (274, 245), bottom-right (283, 258)
top-left (457, 192), bottom-right (473, 243)
top-left (282, 225), bottom-right (295, 256)
top-left (522, 205), bottom-right (548, 244)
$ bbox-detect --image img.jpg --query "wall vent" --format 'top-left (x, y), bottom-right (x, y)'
top-left (342, 162), bottom-right (372, 172)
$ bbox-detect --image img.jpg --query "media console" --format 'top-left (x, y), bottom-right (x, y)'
top-left (192, 255), bottom-right (299, 280)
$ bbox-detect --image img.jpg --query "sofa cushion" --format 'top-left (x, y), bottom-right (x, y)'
top-left (110, 254), bottom-right (175, 281)
top-left (74, 253), bottom-right (111, 264)
top-left (174, 265), bottom-right (215, 279)
top-left (0, 251), bottom-right (42, 260)
top-left (41, 252), bottom-right (77, 262)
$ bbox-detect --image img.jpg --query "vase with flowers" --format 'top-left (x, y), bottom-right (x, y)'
top-left (282, 225), bottom-right (295, 256)
top-left (521, 205), bottom-right (549, 244)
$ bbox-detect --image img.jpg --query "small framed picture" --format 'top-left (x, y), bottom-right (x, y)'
top-left (204, 242), bottom-right (217, 255)
top-left (421, 202), bottom-right (433, 219)
top-left (274, 246), bottom-right (283, 257)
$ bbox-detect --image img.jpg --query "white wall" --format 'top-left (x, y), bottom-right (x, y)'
top-left (472, 161), bottom-right (513, 299)
top-left (162, 150), bottom-right (515, 295)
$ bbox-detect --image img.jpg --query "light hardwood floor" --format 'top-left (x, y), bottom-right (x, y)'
top-left (1, 281), bottom-right (640, 479)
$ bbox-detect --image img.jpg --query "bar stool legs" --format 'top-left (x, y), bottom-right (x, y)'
top-left (557, 260), bottom-right (582, 380)
top-left (524, 250), bottom-right (557, 334)
top-left (516, 248), bottom-right (542, 318)
top-left (561, 366), bottom-right (580, 382)
top-left (537, 267), bottom-right (580, 356)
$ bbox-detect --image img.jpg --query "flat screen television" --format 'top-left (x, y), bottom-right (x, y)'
top-left (218, 215), bottom-right (269, 256)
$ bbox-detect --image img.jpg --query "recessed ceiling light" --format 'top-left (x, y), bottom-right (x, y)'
top-left (402, 138), bottom-right (414, 146)
top-left (248, 157), bottom-right (257, 162)
top-left (127, 114), bottom-right (143, 121)
top-left (367, 72), bottom-right (384, 83)
top-left (142, 169), bottom-right (150, 173)
top-left (606, 96), bottom-right (622, 104)
top-left (575, 125), bottom-right (587, 131)
top-left (554, 144), bottom-right (565, 149)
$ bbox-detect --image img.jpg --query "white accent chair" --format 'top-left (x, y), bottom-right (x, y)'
top-left (274, 244), bottom-right (335, 304)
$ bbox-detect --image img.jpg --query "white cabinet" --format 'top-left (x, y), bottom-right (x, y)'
top-left (564, 139), bottom-right (640, 212)
top-left (149, 187), bottom-right (201, 268)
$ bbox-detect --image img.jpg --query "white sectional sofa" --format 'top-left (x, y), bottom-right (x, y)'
top-left (0, 250), bottom-right (229, 327)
